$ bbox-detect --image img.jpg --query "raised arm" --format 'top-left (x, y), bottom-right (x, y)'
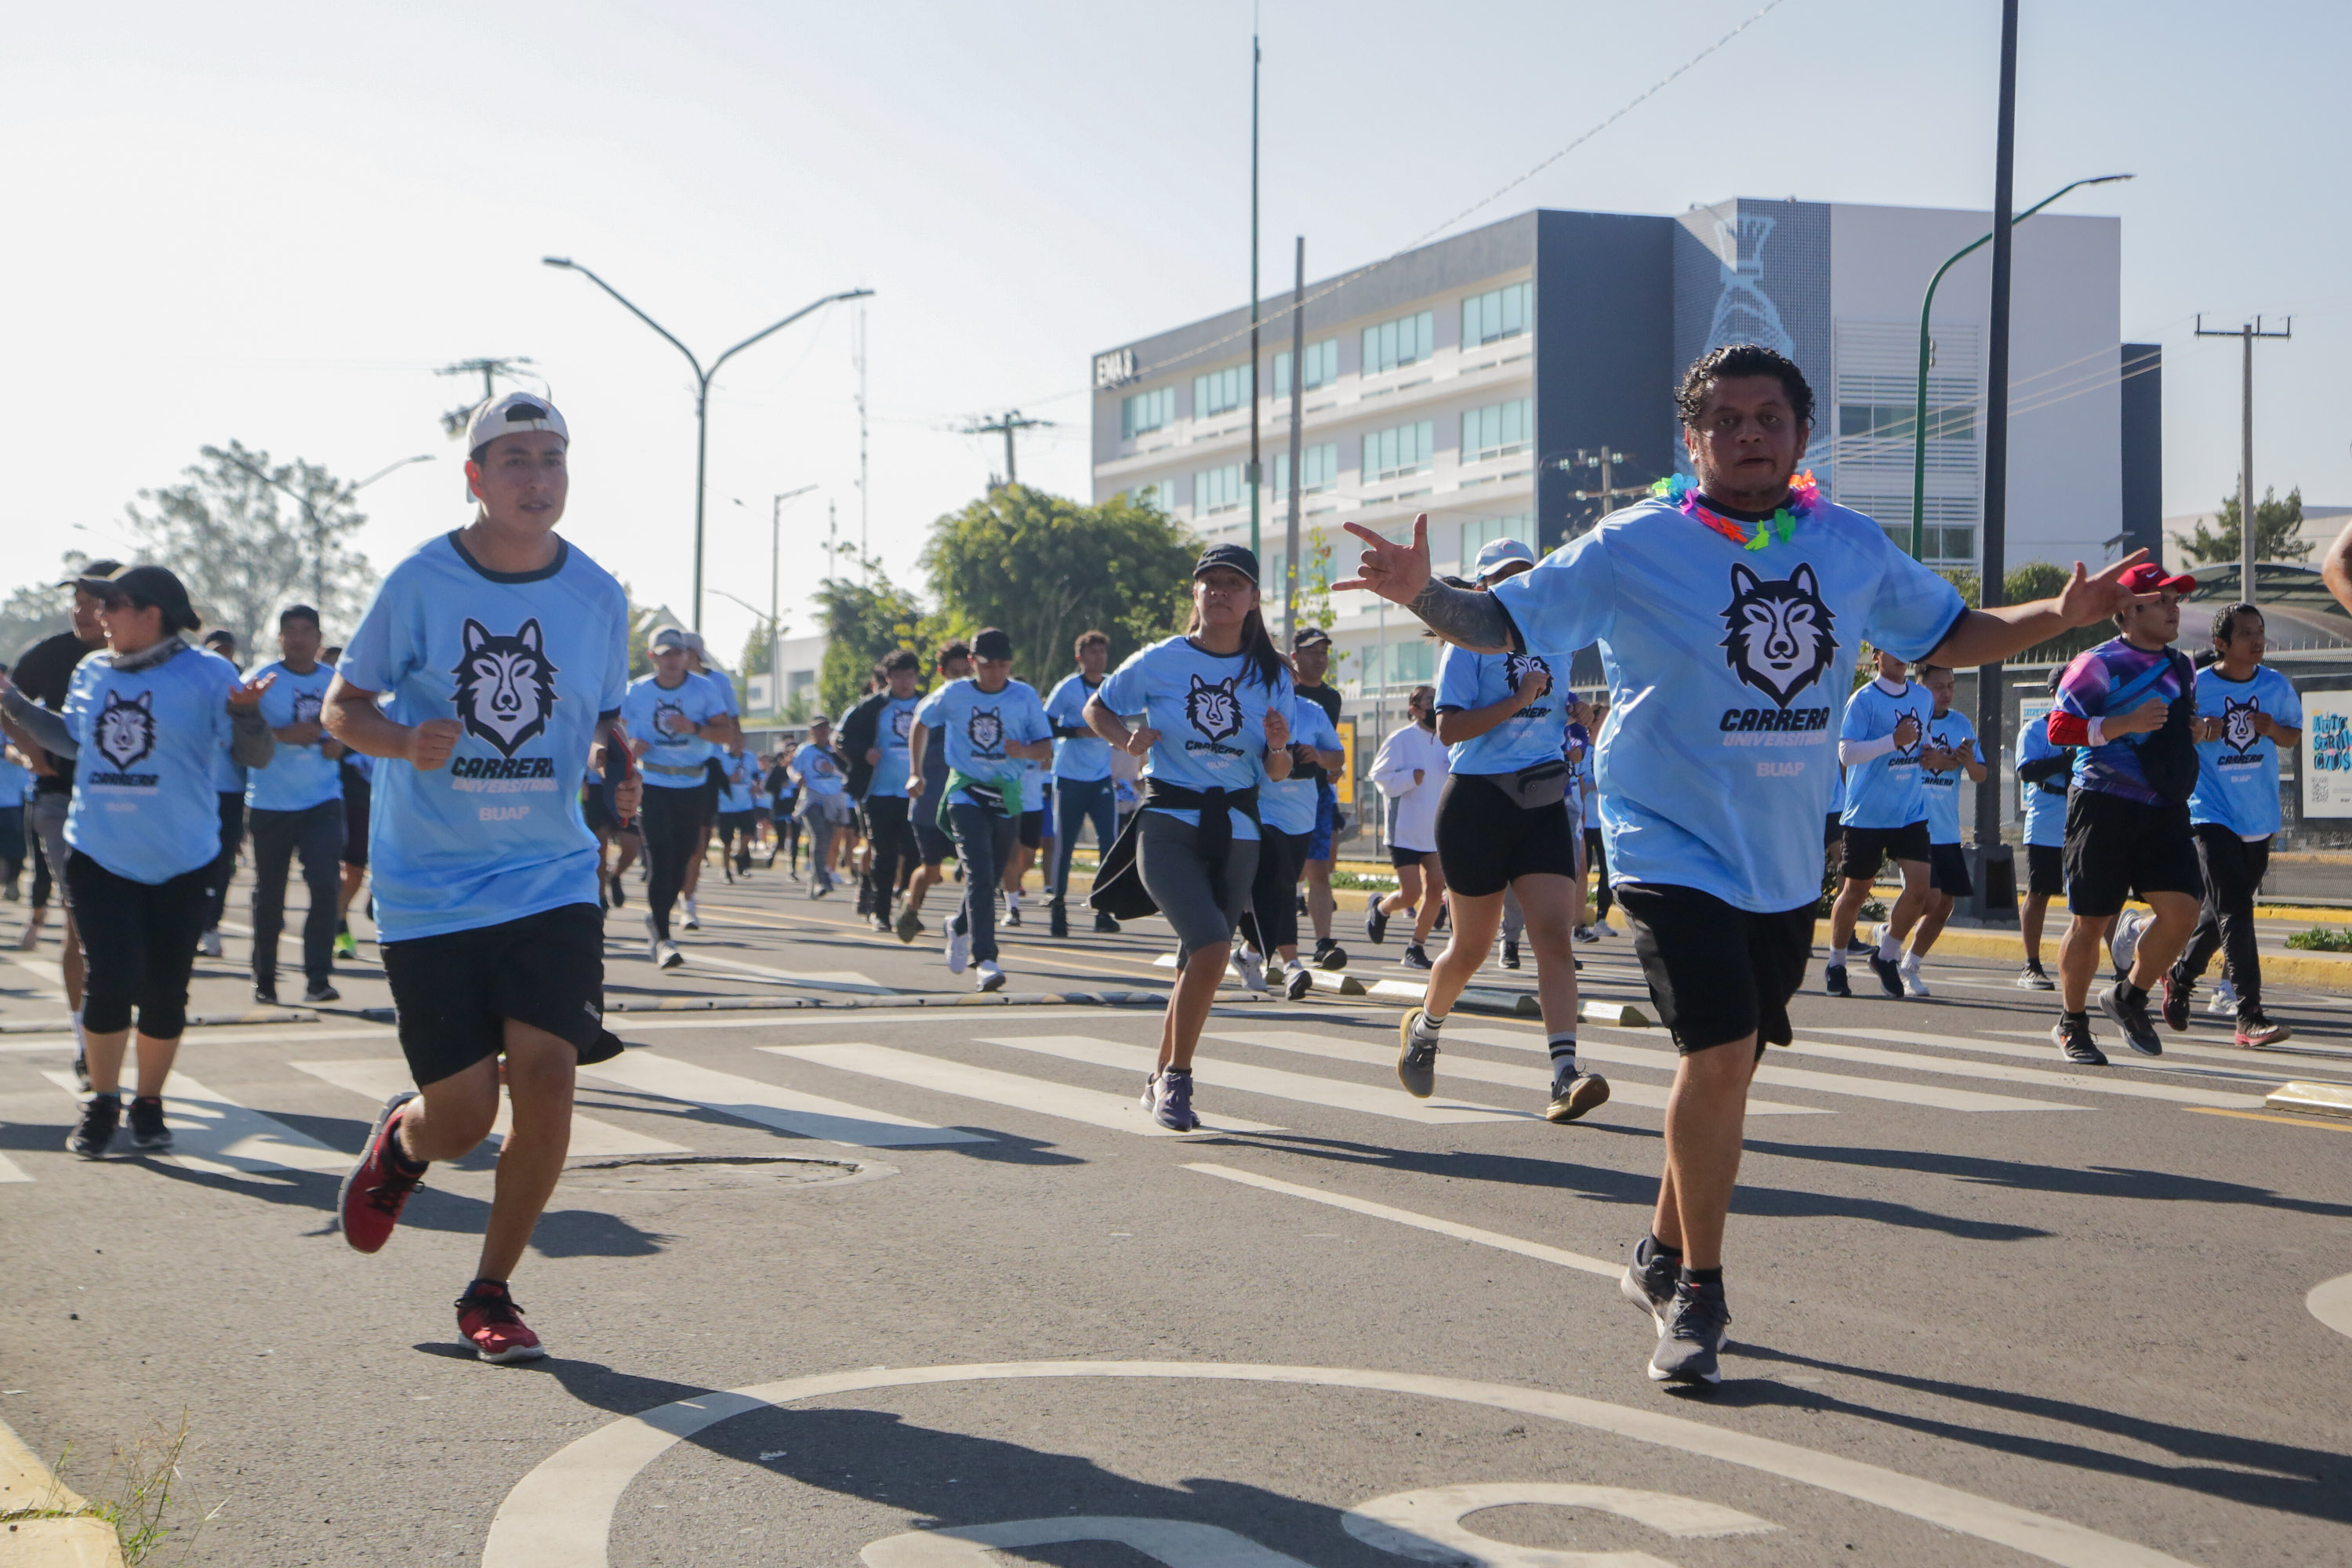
top-left (1927, 552), bottom-right (2158, 668)
top-left (1337, 514), bottom-right (1519, 655)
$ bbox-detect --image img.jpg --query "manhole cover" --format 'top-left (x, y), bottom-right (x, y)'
top-left (565, 1155), bottom-right (870, 1192)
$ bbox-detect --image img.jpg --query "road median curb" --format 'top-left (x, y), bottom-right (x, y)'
top-left (0, 1416), bottom-right (122, 1568)
top-left (1809, 920), bottom-right (2352, 995)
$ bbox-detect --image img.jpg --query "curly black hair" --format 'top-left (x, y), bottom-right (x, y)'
top-left (1675, 343), bottom-right (1816, 430)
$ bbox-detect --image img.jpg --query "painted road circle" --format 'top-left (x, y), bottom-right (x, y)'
top-left (481, 1359), bottom-right (2201, 1568)
top-left (2310, 1272), bottom-right (2352, 1341)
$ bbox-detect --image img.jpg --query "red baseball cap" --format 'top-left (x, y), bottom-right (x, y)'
top-left (2121, 562), bottom-right (2196, 597)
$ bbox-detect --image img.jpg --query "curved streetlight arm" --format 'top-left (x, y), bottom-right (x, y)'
top-left (1910, 174), bottom-right (2132, 560)
top-left (355, 453), bottom-right (436, 490)
top-left (708, 588), bottom-right (781, 626)
top-left (708, 289), bottom-right (874, 387)
top-left (543, 258), bottom-right (706, 385)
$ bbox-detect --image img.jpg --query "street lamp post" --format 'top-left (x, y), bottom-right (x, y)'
top-left (223, 451), bottom-right (435, 606)
top-left (542, 259), bottom-right (870, 633)
top-left (735, 486), bottom-right (817, 715)
top-left (1908, 173), bottom-right (2132, 561)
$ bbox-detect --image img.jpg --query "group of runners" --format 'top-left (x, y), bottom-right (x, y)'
top-left (0, 348), bottom-right (2329, 1387)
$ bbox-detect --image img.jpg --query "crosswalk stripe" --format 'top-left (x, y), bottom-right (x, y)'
top-left (291, 1060), bottom-right (694, 1157)
top-left (1973, 1027), bottom-right (2352, 1076)
top-left (583, 1052), bottom-right (991, 1148)
top-left (1791, 1032), bottom-right (2271, 1109)
top-left (765, 1044), bottom-right (1282, 1137)
top-left (1202, 1029), bottom-right (1828, 1117)
top-left (0, 1152), bottom-right (31, 1183)
top-left (1185, 1162), bottom-right (1619, 1278)
top-left (980, 1035), bottom-right (1541, 1125)
top-left (1437, 1027), bottom-right (2088, 1113)
top-left (673, 950), bottom-right (895, 996)
top-left (41, 1070), bottom-right (353, 1178)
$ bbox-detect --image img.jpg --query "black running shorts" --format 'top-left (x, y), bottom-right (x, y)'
top-left (1615, 881), bottom-right (1817, 1055)
top-left (1018, 810), bottom-right (1044, 850)
top-left (1928, 842), bottom-right (1973, 898)
top-left (2063, 788), bottom-right (2200, 918)
top-left (2027, 843), bottom-right (2065, 898)
top-left (342, 775), bottom-right (372, 867)
top-left (1388, 844), bottom-right (1437, 871)
top-left (1823, 813), bottom-right (1842, 849)
top-left (379, 902), bottom-right (608, 1087)
top-left (1434, 772), bottom-right (1578, 898)
top-left (1839, 820), bottom-right (1930, 882)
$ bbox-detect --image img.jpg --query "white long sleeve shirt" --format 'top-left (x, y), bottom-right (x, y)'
top-left (1370, 720), bottom-right (1450, 852)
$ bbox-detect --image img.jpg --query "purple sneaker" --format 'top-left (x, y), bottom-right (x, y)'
top-left (1151, 1069), bottom-right (1198, 1131)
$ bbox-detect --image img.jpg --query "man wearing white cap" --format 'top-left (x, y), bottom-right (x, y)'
top-left (324, 392), bottom-right (637, 1363)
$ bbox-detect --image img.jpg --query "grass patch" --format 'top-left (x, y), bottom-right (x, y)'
top-left (35, 1412), bottom-right (214, 1564)
top-left (2286, 927), bottom-right (2352, 953)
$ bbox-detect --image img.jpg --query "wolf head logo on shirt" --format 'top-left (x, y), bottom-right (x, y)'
top-left (1719, 562), bottom-right (1837, 709)
top-left (291, 690), bottom-right (324, 728)
top-left (890, 706), bottom-right (914, 742)
top-left (452, 618), bottom-right (559, 758)
top-left (1185, 673), bottom-right (1243, 742)
top-left (2223, 696), bottom-right (2260, 755)
top-left (1501, 652), bottom-right (1552, 711)
top-left (967, 708), bottom-right (1004, 755)
top-left (94, 690), bottom-right (157, 770)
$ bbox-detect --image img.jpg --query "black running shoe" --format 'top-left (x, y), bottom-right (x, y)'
top-left (1545, 1072), bottom-right (1609, 1124)
top-left (1824, 964), bottom-right (1851, 998)
top-left (1400, 943), bottom-right (1432, 971)
top-left (1650, 1281), bottom-right (1731, 1385)
top-left (1048, 899), bottom-right (1069, 938)
top-left (1363, 898), bottom-right (1388, 946)
top-left (2053, 1014), bottom-right (2107, 1066)
top-left (2160, 971), bottom-right (2191, 1033)
top-left (1620, 1236), bottom-right (1679, 1333)
top-left (2100, 984), bottom-right (2163, 1057)
top-left (1396, 1010), bottom-right (1439, 1098)
top-left (125, 1095), bottom-right (171, 1152)
top-left (1867, 949), bottom-right (1904, 999)
top-left (608, 876), bottom-right (626, 909)
top-left (67, 1093), bottom-right (119, 1158)
top-left (1501, 939), bottom-right (1520, 970)
top-left (1846, 936), bottom-right (1875, 956)
top-left (253, 980), bottom-right (279, 1006)
top-left (1094, 910), bottom-right (1122, 935)
top-left (1313, 938), bottom-right (1348, 971)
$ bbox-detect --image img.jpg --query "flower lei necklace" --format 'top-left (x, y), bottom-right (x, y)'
top-left (1650, 470), bottom-right (1820, 551)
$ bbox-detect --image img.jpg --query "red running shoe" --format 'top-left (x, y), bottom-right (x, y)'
top-left (456, 1281), bottom-right (546, 1363)
top-left (2160, 971), bottom-right (2192, 1033)
top-left (339, 1091), bottom-right (425, 1254)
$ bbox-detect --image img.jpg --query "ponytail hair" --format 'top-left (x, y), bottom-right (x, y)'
top-left (1185, 599), bottom-right (1290, 692)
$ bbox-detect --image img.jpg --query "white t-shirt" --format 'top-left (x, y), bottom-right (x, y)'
top-left (1370, 721), bottom-right (1449, 853)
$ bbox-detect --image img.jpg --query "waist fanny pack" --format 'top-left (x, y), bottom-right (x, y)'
top-left (1494, 759), bottom-right (1571, 811)
top-left (938, 768), bottom-right (1025, 832)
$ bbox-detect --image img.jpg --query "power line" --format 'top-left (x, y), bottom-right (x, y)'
top-left (961, 409), bottom-right (1054, 488)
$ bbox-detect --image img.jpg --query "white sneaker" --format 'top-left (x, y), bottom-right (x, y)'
top-left (199, 928), bottom-right (223, 958)
top-left (946, 927), bottom-right (972, 975)
top-left (976, 960), bottom-right (1005, 993)
top-left (681, 898), bottom-right (701, 931)
top-left (2208, 978), bottom-right (2239, 1017)
top-left (1871, 920), bottom-right (1892, 960)
top-left (1899, 954), bottom-right (1930, 999)
top-left (2109, 909), bottom-right (2143, 979)
top-left (1232, 946), bottom-right (1266, 993)
top-left (655, 938), bottom-right (684, 971)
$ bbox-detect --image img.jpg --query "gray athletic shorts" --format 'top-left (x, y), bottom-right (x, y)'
top-left (1137, 808), bottom-right (1258, 965)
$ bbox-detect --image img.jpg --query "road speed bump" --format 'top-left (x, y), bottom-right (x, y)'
top-left (2266, 1080), bottom-right (2352, 1120)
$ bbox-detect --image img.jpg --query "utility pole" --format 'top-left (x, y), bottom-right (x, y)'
top-left (1969, 0), bottom-right (2019, 920)
top-left (1248, 30), bottom-right (1262, 562)
top-left (1560, 448), bottom-right (1642, 535)
top-left (1283, 236), bottom-right (1305, 644)
top-left (435, 357), bottom-right (537, 439)
top-left (768, 486), bottom-right (817, 715)
top-left (2194, 314), bottom-right (2292, 604)
top-left (855, 307), bottom-right (871, 578)
top-left (964, 410), bottom-right (1051, 488)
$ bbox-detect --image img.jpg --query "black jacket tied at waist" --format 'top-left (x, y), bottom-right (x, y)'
top-left (1087, 779), bottom-right (1261, 920)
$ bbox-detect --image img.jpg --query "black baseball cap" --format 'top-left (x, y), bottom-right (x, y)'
top-left (76, 563), bottom-right (200, 633)
top-left (1193, 543), bottom-right (1258, 584)
top-left (972, 627), bottom-right (1015, 661)
top-left (59, 558), bottom-right (121, 586)
top-left (1291, 625), bottom-right (1332, 649)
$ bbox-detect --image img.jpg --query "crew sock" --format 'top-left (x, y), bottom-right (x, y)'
top-left (1547, 1033), bottom-right (1578, 1083)
top-left (2061, 1009), bottom-right (2089, 1031)
top-left (1416, 1010), bottom-right (1446, 1037)
top-left (2118, 981), bottom-right (2149, 1010)
top-left (1679, 1265), bottom-right (1724, 1290)
top-left (1644, 1234), bottom-right (1682, 1264)
top-left (1878, 927), bottom-right (1902, 962)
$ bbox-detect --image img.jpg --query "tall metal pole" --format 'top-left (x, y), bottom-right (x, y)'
top-left (1969, 0), bottom-right (2019, 909)
top-left (1248, 32), bottom-right (1262, 562)
top-left (2241, 325), bottom-right (2256, 604)
top-left (1284, 236), bottom-right (1305, 644)
top-left (771, 495), bottom-right (782, 716)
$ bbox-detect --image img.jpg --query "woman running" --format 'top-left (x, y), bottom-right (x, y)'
top-left (765, 747), bottom-right (800, 874)
top-left (716, 742), bottom-right (759, 880)
top-left (793, 717), bottom-right (854, 897)
top-left (1086, 544), bottom-right (1292, 1131)
top-left (1394, 539), bottom-right (1609, 1123)
top-left (1365, 684), bottom-right (1449, 967)
top-left (0, 565), bottom-right (274, 1156)
top-left (1238, 688), bottom-right (1344, 1000)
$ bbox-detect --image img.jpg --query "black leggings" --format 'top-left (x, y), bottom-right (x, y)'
top-left (65, 851), bottom-right (210, 1038)
top-left (203, 791), bottom-right (244, 932)
top-left (1239, 826), bottom-right (1309, 956)
top-left (641, 786), bottom-right (705, 941)
top-left (2172, 826), bottom-right (2269, 1018)
top-left (863, 796), bottom-right (915, 920)
top-left (1583, 826), bottom-right (1612, 918)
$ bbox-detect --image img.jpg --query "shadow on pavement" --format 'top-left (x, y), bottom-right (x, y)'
top-left (1747, 1139), bottom-right (2352, 1219)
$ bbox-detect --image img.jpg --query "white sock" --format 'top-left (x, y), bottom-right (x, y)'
top-left (1548, 1033), bottom-right (1577, 1080)
top-left (1417, 1009), bottom-right (1446, 1034)
top-left (1878, 928), bottom-right (1902, 962)
top-left (1006, 891), bottom-right (1021, 911)
top-left (71, 1007), bottom-right (87, 1058)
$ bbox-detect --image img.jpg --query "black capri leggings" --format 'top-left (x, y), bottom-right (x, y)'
top-left (640, 785), bottom-right (706, 941)
top-left (1239, 826), bottom-right (1309, 956)
top-left (64, 851), bottom-right (211, 1038)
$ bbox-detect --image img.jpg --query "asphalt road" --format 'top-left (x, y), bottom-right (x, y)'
top-left (2, 855), bottom-right (2350, 1566)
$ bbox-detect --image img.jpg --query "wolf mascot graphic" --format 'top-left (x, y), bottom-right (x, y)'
top-left (2221, 696), bottom-right (2261, 756)
top-left (1719, 561), bottom-right (1836, 709)
top-left (452, 618), bottom-right (559, 758)
top-left (1185, 673), bottom-right (1243, 742)
top-left (967, 708), bottom-right (1004, 757)
top-left (94, 690), bottom-right (158, 771)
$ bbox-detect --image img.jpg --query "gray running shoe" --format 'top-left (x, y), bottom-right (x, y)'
top-left (1283, 961), bottom-right (1314, 1001)
top-left (1649, 1282), bottom-right (1731, 1386)
top-left (2015, 964), bottom-right (2055, 991)
top-left (1620, 1237), bottom-right (1679, 1334)
top-left (1363, 897), bottom-right (1389, 946)
top-left (2053, 1014), bottom-right (2107, 1066)
top-left (1545, 1072), bottom-right (1610, 1123)
top-left (2100, 983), bottom-right (2163, 1057)
top-left (1396, 1010), bottom-right (1439, 1098)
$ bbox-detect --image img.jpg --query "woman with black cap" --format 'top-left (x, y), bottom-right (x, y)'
top-left (0, 564), bottom-right (275, 1156)
top-left (1086, 543), bottom-right (1292, 1131)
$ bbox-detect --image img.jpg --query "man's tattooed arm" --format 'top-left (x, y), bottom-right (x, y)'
top-left (1406, 577), bottom-right (1521, 654)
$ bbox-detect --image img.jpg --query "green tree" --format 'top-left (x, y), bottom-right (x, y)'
top-left (815, 554), bottom-right (926, 718)
top-left (1932, 560), bottom-right (2103, 664)
top-left (0, 554), bottom-right (87, 664)
top-left (919, 485), bottom-right (1196, 685)
top-left (2173, 485), bottom-right (2310, 566)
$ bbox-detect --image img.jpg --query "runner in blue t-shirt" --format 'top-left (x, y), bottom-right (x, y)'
top-left (896, 641), bottom-right (973, 940)
top-left (2166, 602), bottom-right (2302, 1046)
top-left (195, 627), bottom-right (247, 959)
top-left (1892, 663), bottom-right (1985, 998)
top-left (621, 627), bottom-right (733, 961)
top-left (857, 650), bottom-right (925, 932)
top-left (324, 392), bottom-right (636, 1364)
top-left (244, 604), bottom-right (349, 1004)
top-left (791, 716), bottom-right (855, 898)
top-left (676, 634), bottom-right (741, 925)
top-left (1338, 343), bottom-right (2154, 1388)
top-left (1043, 630), bottom-right (1120, 938)
top-left (2014, 668), bottom-right (2073, 991)
top-left (715, 743), bottom-right (760, 881)
top-left (1236, 690), bottom-right (1343, 1001)
top-left (1827, 650), bottom-right (1932, 1000)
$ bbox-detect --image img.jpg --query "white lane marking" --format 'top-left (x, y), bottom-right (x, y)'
top-left (2309, 1272), bottom-right (2352, 1342)
top-left (1185, 1162), bottom-right (1619, 1278)
top-left (583, 1051), bottom-right (989, 1148)
top-left (1344, 1482), bottom-right (1777, 1564)
top-left (41, 1070), bottom-right (350, 1178)
top-left (291, 1060), bottom-right (691, 1158)
top-left (1836, 1025), bottom-right (2352, 1082)
top-left (1, 1025), bottom-right (396, 1053)
top-left (1205, 1029), bottom-right (1828, 1117)
top-left (2, 954), bottom-right (67, 997)
top-left (1773, 1036), bottom-right (2266, 1110)
top-left (673, 952), bottom-right (895, 995)
top-left (865, 1518), bottom-right (1312, 1568)
top-left (480, 1360), bottom-right (2204, 1568)
top-left (982, 1035), bottom-right (1537, 1125)
top-left (1443, 1026), bottom-right (2085, 1114)
top-left (615, 1008), bottom-right (1149, 1033)
top-left (0, 1151), bottom-right (31, 1182)
top-left (765, 1044), bottom-right (1279, 1138)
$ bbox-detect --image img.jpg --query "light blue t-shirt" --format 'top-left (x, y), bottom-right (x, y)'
top-left (1490, 495), bottom-right (1964, 913)
top-left (1839, 678), bottom-right (1932, 831)
top-left (1097, 636), bottom-right (1294, 840)
top-left (793, 742), bottom-right (847, 797)
top-left (1577, 734), bottom-right (1600, 829)
top-left (1919, 706), bottom-right (1982, 846)
top-left (2190, 663), bottom-right (2300, 839)
top-left (923, 677), bottom-right (1051, 811)
top-left (696, 666), bottom-right (741, 717)
top-left (245, 659), bottom-right (343, 813)
top-left (0, 752), bottom-right (28, 807)
top-left (622, 673), bottom-right (730, 789)
top-left (2019, 711), bottom-right (2068, 849)
top-left (1045, 672), bottom-right (1113, 782)
top-left (199, 648), bottom-right (247, 794)
top-left (1261, 695), bottom-right (1342, 837)
top-left (337, 532), bottom-right (630, 942)
top-left (866, 694), bottom-right (921, 799)
top-left (718, 750), bottom-right (759, 813)
top-left (64, 642), bottom-right (238, 884)
top-left (1435, 643), bottom-right (1570, 775)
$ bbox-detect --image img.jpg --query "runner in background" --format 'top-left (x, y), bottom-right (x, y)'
top-left (898, 640), bottom-right (972, 939)
top-left (318, 644), bottom-right (372, 959)
top-left (1826, 649), bottom-right (1932, 999)
top-left (715, 742), bottom-right (760, 881)
top-left (622, 626), bottom-right (731, 969)
top-left (1289, 626), bottom-right (1347, 967)
top-left (855, 651), bottom-right (923, 933)
top-left (1365, 684), bottom-right (1448, 969)
top-left (1576, 695), bottom-right (1612, 938)
top-left (0, 720), bottom-right (27, 903)
top-left (1238, 685), bottom-right (1343, 1000)
top-left (840, 661), bottom-right (890, 914)
top-left (1565, 698), bottom-right (1596, 944)
top-left (2165, 602), bottom-right (2300, 1047)
top-left (1893, 662), bottom-right (1984, 998)
top-left (676, 633), bottom-right (740, 931)
top-left (2014, 670), bottom-right (2071, 989)
top-left (245, 605), bottom-right (347, 1005)
top-left (1044, 630), bottom-right (1119, 938)
top-left (791, 716), bottom-right (854, 898)
top-left (194, 629), bottom-right (246, 959)
top-left (764, 746), bottom-right (799, 876)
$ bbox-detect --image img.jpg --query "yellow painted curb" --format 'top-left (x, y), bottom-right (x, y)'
top-left (0, 1415), bottom-right (122, 1568)
top-left (0, 1421), bottom-right (84, 1519)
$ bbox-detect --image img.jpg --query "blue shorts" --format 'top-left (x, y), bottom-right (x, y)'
top-left (1306, 781), bottom-right (1337, 862)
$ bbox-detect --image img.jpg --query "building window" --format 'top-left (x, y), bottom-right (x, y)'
top-left (1193, 464), bottom-right (1246, 516)
top-left (1193, 364), bottom-right (1252, 419)
top-left (1363, 421), bottom-right (1436, 484)
top-left (1460, 398), bottom-right (1533, 463)
top-left (1272, 339), bottom-right (1339, 400)
top-left (1362, 310), bottom-right (1435, 376)
top-left (1457, 514), bottom-right (1534, 568)
top-left (1842, 491), bottom-right (1980, 565)
top-left (1121, 386), bottom-right (1174, 440)
top-left (1374, 639), bottom-right (1435, 688)
top-left (1123, 481), bottom-right (1174, 513)
top-left (1461, 282), bottom-right (1532, 349)
top-left (1271, 442), bottom-right (1339, 496)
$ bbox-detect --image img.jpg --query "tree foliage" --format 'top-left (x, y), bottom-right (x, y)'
top-left (2174, 485), bottom-right (2309, 566)
top-left (920, 485), bottom-right (1196, 687)
top-left (121, 441), bottom-right (377, 658)
top-left (0, 554), bottom-right (85, 666)
top-left (815, 554), bottom-right (926, 719)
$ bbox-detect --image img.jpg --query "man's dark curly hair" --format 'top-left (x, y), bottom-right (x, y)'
top-left (1675, 343), bottom-right (1816, 430)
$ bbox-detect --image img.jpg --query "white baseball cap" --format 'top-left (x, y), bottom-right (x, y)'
top-left (466, 392), bottom-right (568, 454)
top-left (1472, 538), bottom-right (1537, 580)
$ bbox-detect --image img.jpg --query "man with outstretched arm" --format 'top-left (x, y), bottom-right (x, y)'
top-left (1338, 343), bottom-right (2153, 1388)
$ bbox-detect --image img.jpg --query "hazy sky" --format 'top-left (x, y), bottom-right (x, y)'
top-left (6, 0), bottom-right (2344, 662)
